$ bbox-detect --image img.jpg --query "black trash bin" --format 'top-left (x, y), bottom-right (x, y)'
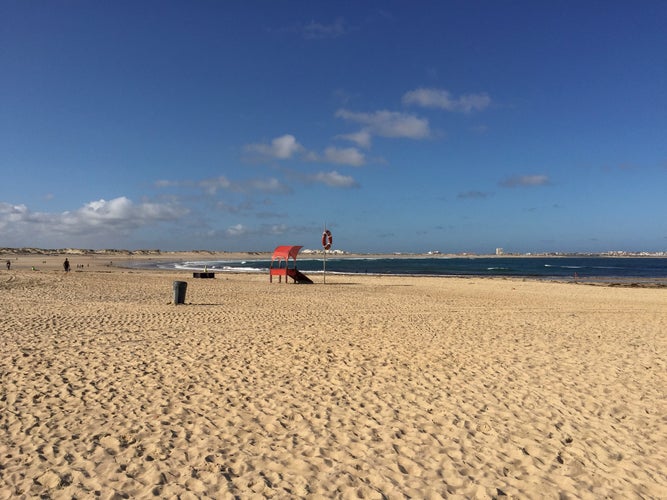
top-left (173, 281), bottom-right (187, 305)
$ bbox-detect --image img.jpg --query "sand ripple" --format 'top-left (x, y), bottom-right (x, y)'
top-left (1, 270), bottom-right (666, 498)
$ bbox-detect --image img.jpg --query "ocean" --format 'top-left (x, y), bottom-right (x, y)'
top-left (148, 256), bottom-right (667, 283)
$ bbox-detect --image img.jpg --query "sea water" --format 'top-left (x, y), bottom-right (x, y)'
top-left (148, 257), bottom-right (667, 282)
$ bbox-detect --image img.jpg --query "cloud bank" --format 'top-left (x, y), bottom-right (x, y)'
top-left (0, 197), bottom-right (187, 247)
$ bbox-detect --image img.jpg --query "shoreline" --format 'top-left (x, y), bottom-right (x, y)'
top-left (3, 251), bottom-right (667, 287)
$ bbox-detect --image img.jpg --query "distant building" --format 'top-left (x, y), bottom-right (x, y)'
top-left (496, 248), bottom-right (504, 255)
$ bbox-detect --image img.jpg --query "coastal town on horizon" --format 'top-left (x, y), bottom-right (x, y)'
top-left (2, 247), bottom-right (666, 258)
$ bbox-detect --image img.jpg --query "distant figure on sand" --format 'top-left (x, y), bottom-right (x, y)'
top-left (63, 258), bottom-right (70, 273)
top-left (6, 260), bottom-right (10, 270)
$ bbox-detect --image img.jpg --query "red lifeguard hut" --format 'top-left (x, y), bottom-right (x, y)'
top-left (269, 245), bottom-right (313, 284)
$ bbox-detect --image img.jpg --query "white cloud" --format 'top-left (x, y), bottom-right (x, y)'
top-left (458, 190), bottom-right (492, 199)
top-left (335, 109), bottom-right (431, 140)
top-left (271, 144), bottom-right (366, 167)
top-left (311, 170), bottom-right (358, 188)
top-left (157, 175), bottom-right (289, 195)
top-left (244, 134), bottom-right (304, 160)
top-left (66, 197), bottom-right (183, 227)
top-left (155, 179), bottom-right (179, 188)
top-left (222, 223), bottom-right (290, 238)
top-left (268, 224), bottom-right (288, 235)
top-left (215, 200), bottom-right (254, 214)
top-left (211, 177), bottom-right (290, 194)
top-left (0, 202), bottom-right (27, 216)
top-left (302, 150), bottom-right (320, 162)
top-left (337, 129), bottom-right (372, 148)
top-left (303, 17), bottom-right (348, 39)
top-left (0, 197), bottom-right (187, 247)
top-left (323, 146), bottom-right (366, 167)
top-left (402, 88), bottom-right (491, 113)
top-left (198, 176), bottom-right (232, 195)
top-left (246, 178), bottom-right (291, 193)
top-left (226, 224), bottom-right (248, 236)
top-left (500, 175), bottom-right (551, 187)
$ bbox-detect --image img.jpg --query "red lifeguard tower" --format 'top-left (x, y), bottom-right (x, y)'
top-left (269, 245), bottom-right (313, 284)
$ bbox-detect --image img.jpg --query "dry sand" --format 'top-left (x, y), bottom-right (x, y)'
top-left (1, 254), bottom-right (666, 498)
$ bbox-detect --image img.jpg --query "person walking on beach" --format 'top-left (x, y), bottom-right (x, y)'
top-left (6, 260), bottom-right (10, 270)
top-left (63, 258), bottom-right (70, 273)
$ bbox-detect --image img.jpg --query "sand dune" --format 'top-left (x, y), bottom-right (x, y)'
top-left (1, 259), bottom-right (666, 498)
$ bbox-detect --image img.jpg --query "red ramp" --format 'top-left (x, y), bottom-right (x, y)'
top-left (287, 268), bottom-right (313, 284)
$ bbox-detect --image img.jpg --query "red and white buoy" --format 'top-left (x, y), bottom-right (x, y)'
top-left (322, 227), bottom-right (333, 283)
top-left (322, 229), bottom-right (333, 250)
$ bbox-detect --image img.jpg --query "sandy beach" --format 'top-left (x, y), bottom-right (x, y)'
top-left (1, 253), bottom-right (666, 498)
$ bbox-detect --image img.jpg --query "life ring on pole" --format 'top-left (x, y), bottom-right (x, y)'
top-left (322, 229), bottom-right (333, 250)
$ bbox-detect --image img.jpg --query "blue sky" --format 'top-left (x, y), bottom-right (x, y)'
top-left (2, 1), bottom-right (666, 253)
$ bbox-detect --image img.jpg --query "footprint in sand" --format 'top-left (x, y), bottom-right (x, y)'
top-left (396, 457), bottom-right (422, 476)
top-left (476, 422), bottom-right (493, 434)
top-left (99, 435), bottom-right (121, 454)
top-left (36, 470), bottom-right (61, 489)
